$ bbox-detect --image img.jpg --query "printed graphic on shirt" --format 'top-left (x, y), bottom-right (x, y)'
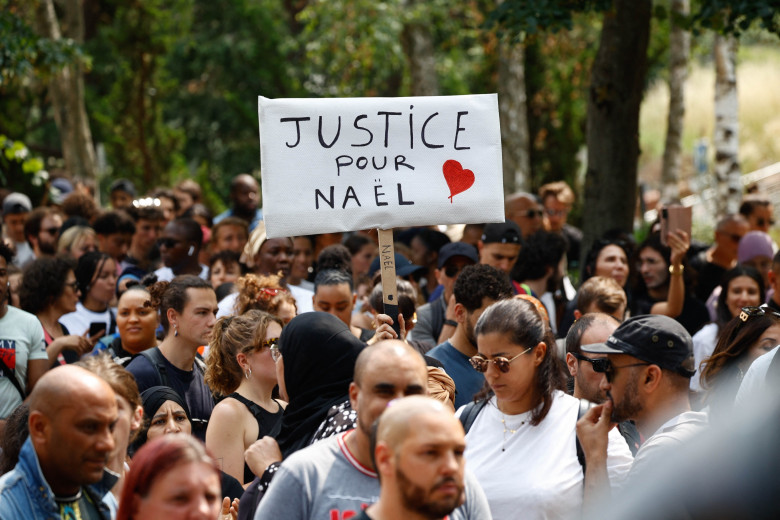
top-left (0, 339), bottom-right (17, 372)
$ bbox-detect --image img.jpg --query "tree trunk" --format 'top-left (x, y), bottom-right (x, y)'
top-left (713, 33), bottom-right (740, 216)
top-left (582, 0), bottom-right (652, 263)
top-left (661, 0), bottom-right (690, 203)
top-left (401, 1), bottom-right (439, 97)
top-left (34, 0), bottom-right (97, 182)
top-left (497, 39), bottom-right (531, 194)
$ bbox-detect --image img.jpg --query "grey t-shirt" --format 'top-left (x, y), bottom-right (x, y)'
top-left (254, 430), bottom-right (492, 520)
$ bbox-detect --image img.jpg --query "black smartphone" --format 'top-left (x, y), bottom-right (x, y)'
top-left (88, 322), bottom-right (106, 338)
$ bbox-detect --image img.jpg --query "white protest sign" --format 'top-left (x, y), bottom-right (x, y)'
top-left (258, 94), bottom-right (504, 238)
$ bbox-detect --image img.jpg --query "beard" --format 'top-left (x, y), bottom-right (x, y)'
top-left (575, 371), bottom-right (605, 404)
top-left (395, 465), bottom-right (464, 518)
top-left (608, 375), bottom-right (643, 423)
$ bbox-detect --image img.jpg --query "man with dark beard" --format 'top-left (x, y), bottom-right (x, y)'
top-left (427, 265), bottom-right (512, 408)
top-left (575, 315), bottom-right (707, 505)
top-left (360, 396), bottom-right (468, 520)
top-left (252, 341), bottom-right (490, 520)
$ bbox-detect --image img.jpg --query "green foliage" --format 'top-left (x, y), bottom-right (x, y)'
top-left (0, 10), bottom-right (84, 87)
top-left (0, 134), bottom-right (48, 201)
top-left (692, 0), bottom-right (780, 36)
top-left (485, 0), bottom-right (612, 38)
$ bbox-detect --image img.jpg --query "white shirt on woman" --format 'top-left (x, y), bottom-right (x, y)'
top-left (461, 391), bottom-right (633, 520)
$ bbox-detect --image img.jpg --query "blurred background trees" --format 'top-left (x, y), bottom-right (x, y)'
top-left (1, 0), bottom-right (779, 243)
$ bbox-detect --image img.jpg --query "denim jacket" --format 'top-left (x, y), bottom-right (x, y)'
top-left (0, 437), bottom-right (117, 520)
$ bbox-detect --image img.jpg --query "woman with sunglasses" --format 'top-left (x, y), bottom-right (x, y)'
top-left (463, 298), bottom-right (633, 520)
top-left (205, 310), bottom-right (285, 485)
top-left (691, 265), bottom-right (764, 392)
top-left (699, 305), bottom-right (780, 416)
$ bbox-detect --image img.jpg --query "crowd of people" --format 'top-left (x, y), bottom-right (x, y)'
top-left (1, 175), bottom-right (780, 519)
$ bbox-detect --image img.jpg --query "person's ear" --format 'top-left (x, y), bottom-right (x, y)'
top-left (573, 309), bottom-right (583, 321)
top-left (28, 411), bottom-right (49, 445)
top-left (131, 405), bottom-right (144, 431)
top-left (642, 365), bottom-right (663, 393)
top-left (454, 302), bottom-right (466, 323)
top-left (374, 442), bottom-right (393, 477)
top-left (565, 352), bottom-right (578, 377)
top-left (348, 381), bottom-right (360, 411)
top-left (352, 294), bottom-right (357, 306)
top-left (166, 308), bottom-right (178, 330)
top-left (533, 341), bottom-right (547, 367)
top-left (235, 352), bottom-right (248, 371)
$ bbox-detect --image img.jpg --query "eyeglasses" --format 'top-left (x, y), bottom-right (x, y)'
top-left (64, 280), bottom-right (79, 291)
top-left (444, 264), bottom-right (470, 278)
top-left (269, 342), bottom-right (282, 362)
top-left (42, 226), bottom-right (61, 236)
top-left (571, 352), bottom-right (605, 367)
top-left (518, 209), bottom-right (544, 219)
top-left (545, 208), bottom-right (567, 217)
top-left (156, 237), bottom-right (179, 249)
top-left (591, 358), bottom-right (651, 383)
top-left (470, 347), bottom-right (532, 373)
top-left (756, 218), bottom-right (776, 228)
top-left (739, 305), bottom-right (780, 323)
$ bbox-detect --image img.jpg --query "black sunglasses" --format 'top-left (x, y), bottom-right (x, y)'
top-left (572, 352), bottom-right (604, 367)
top-left (591, 358), bottom-right (651, 383)
top-left (519, 209), bottom-right (544, 219)
top-left (740, 305), bottom-right (780, 323)
top-left (157, 237), bottom-right (180, 249)
top-left (42, 226), bottom-right (61, 236)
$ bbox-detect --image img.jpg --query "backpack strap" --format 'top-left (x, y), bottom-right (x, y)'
top-left (139, 347), bottom-right (169, 387)
top-left (0, 356), bottom-right (25, 400)
top-left (459, 398), bottom-right (490, 434)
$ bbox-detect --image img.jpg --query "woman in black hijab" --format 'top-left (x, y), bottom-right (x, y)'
top-left (275, 311), bottom-right (366, 457)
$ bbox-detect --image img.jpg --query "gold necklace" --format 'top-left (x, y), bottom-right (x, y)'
top-left (495, 402), bottom-right (526, 452)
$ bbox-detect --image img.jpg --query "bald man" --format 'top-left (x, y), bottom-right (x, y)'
top-left (213, 174), bottom-right (263, 232)
top-left (359, 396), bottom-right (467, 520)
top-left (0, 365), bottom-right (118, 519)
top-left (253, 340), bottom-right (490, 520)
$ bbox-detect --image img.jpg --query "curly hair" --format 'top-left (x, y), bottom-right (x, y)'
top-left (474, 298), bottom-right (565, 425)
top-left (233, 273), bottom-right (297, 317)
top-left (61, 191), bottom-right (99, 222)
top-left (454, 264), bottom-right (513, 312)
top-left (511, 231), bottom-right (567, 282)
top-left (147, 275), bottom-right (214, 334)
top-left (19, 256), bottom-right (75, 315)
top-left (205, 310), bottom-right (283, 396)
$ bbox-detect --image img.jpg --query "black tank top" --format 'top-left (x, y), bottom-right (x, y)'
top-left (227, 393), bottom-right (284, 484)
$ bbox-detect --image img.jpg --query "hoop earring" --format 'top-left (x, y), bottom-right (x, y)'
top-left (245, 367), bottom-right (252, 379)
top-left (174, 325), bottom-right (178, 337)
top-left (187, 245), bottom-right (195, 256)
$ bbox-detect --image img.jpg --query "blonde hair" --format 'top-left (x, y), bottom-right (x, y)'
top-left (577, 276), bottom-right (627, 316)
top-left (205, 309), bottom-right (283, 396)
top-left (58, 226), bottom-right (96, 256)
top-left (233, 273), bottom-right (297, 317)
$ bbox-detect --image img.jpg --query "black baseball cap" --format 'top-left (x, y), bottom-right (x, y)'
top-left (581, 314), bottom-right (696, 378)
top-left (481, 221), bottom-right (522, 245)
top-left (438, 242), bottom-right (479, 269)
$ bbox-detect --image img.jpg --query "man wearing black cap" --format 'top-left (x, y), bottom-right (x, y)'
top-left (2, 192), bottom-right (33, 268)
top-left (411, 242), bottom-right (479, 348)
top-left (575, 314), bottom-right (707, 501)
top-left (478, 220), bottom-right (522, 275)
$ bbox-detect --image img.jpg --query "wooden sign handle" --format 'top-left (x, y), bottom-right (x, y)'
top-left (377, 228), bottom-right (401, 337)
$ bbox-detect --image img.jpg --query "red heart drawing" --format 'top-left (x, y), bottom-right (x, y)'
top-left (442, 160), bottom-right (475, 203)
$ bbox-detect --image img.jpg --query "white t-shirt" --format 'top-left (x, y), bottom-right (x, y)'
top-left (691, 322), bottom-right (719, 392)
top-left (216, 284), bottom-right (313, 318)
top-left (59, 302), bottom-right (115, 337)
top-left (153, 264), bottom-right (209, 282)
top-left (735, 345), bottom-right (779, 407)
top-left (461, 391), bottom-right (633, 520)
top-left (0, 306), bottom-right (47, 418)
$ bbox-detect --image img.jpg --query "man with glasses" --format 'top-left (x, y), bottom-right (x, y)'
top-left (505, 191), bottom-right (544, 239)
top-left (690, 214), bottom-right (748, 301)
top-left (575, 314), bottom-right (707, 502)
top-left (565, 313), bottom-right (640, 454)
top-left (427, 264), bottom-right (512, 408)
top-left (23, 207), bottom-right (62, 260)
top-left (411, 242), bottom-right (479, 349)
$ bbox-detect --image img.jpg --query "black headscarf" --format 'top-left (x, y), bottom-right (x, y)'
top-left (276, 312), bottom-right (365, 457)
top-left (131, 386), bottom-right (192, 453)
